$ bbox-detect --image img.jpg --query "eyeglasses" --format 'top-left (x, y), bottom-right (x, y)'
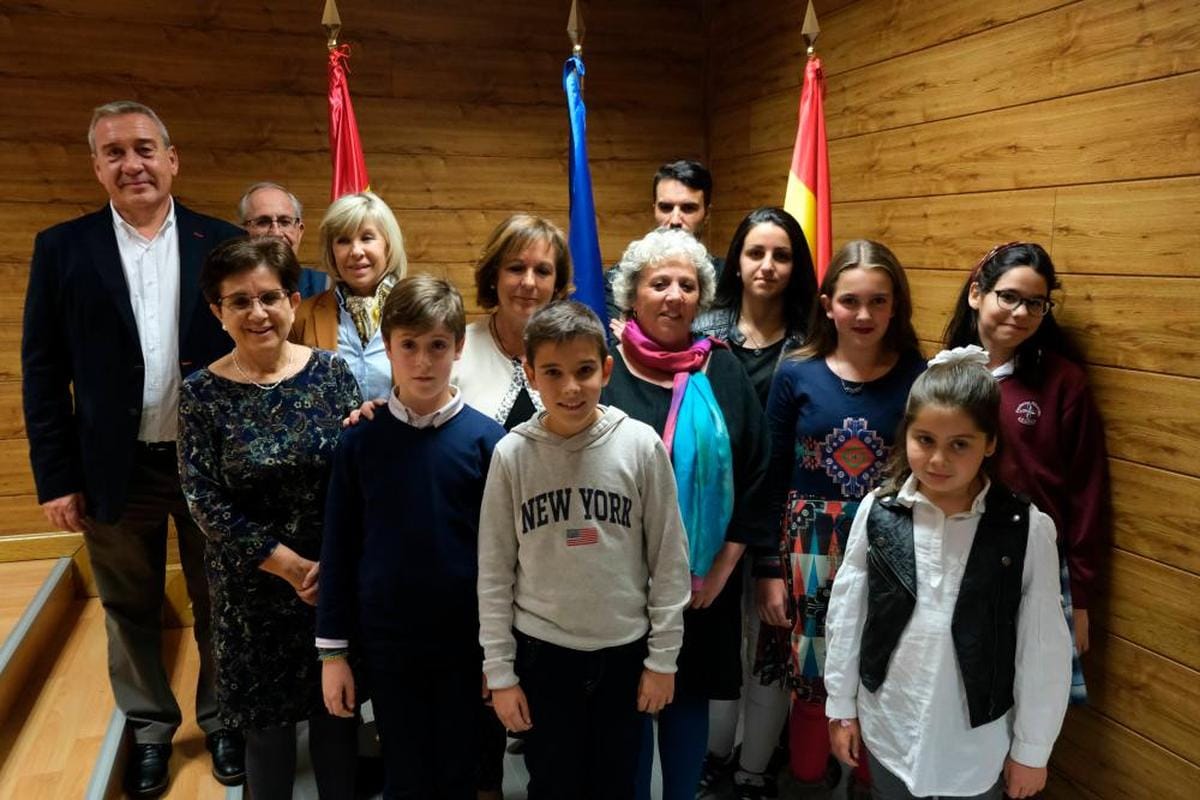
top-left (991, 289), bottom-right (1055, 316)
top-left (244, 215), bottom-right (299, 232)
top-left (218, 290), bottom-right (290, 312)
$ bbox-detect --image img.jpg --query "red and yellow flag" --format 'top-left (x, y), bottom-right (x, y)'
top-left (328, 44), bottom-right (369, 200)
top-left (783, 55), bottom-right (831, 283)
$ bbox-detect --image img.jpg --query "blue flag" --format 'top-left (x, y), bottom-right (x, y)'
top-left (563, 54), bottom-right (608, 327)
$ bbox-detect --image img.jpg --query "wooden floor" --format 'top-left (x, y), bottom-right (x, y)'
top-left (0, 598), bottom-right (111, 799)
top-left (0, 560), bottom-right (59, 644)
top-left (161, 627), bottom-right (228, 799)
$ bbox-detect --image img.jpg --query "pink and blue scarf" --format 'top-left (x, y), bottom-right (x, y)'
top-left (622, 319), bottom-right (734, 578)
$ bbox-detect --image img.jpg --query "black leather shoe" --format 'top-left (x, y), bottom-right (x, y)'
top-left (206, 728), bottom-right (245, 786)
top-left (125, 742), bottom-right (171, 797)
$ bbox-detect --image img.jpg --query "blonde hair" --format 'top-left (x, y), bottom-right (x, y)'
top-left (318, 191), bottom-right (407, 282)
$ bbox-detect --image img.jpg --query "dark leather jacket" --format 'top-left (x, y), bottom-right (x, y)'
top-left (859, 483), bottom-right (1030, 728)
top-left (692, 306), bottom-right (805, 355)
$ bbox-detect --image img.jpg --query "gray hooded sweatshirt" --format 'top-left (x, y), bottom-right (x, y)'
top-left (478, 405), bottom-right (691, 690)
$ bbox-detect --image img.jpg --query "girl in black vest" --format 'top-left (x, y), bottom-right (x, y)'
top-left (823, 347), bottom-right (1071, 800)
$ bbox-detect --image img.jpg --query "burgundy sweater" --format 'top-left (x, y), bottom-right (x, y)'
top-left (995, 351), bottom-right (1109, 609)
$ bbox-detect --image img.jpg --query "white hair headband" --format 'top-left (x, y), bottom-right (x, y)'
top-left (927, 344), bottom-right (990, 369)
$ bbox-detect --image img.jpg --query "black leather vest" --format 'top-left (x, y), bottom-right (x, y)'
top-left (859, 483), bottom-right (1030, 728)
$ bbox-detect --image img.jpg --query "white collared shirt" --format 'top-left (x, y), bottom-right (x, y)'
top-left (387, 385), bottom-right (464, 428)
top-left (824, 476), bottom-right (1071, 796)
top-left (110, 200), bottom-right (181, 443)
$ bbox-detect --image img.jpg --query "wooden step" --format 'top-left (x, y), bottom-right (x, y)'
top-left (84, 627), bottom-right (238, 800)
top-left (0, 559), bottom-right (62, 643)
top-left (0, 597), bottom-right (112, 798)
top-left (0, 557), bottom-right (77, 732)
top-left (159, 627), bottom-right (235, 799)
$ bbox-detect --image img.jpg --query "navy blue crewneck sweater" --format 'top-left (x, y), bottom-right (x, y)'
top-left (317, 404), bottom-right (505, 654)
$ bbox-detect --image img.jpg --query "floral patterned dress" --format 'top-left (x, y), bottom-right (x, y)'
top-left (178, 349), bottom-right (362, 729)
top-left (760, 352), bottom-right (924, 699)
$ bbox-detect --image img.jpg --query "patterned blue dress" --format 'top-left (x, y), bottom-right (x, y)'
top-left (760, 351), bottom-right (924, 699)
top-left (178, 349), bottom-right (362, 729)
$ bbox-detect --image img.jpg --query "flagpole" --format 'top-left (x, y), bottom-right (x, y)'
top-left (802, 0), bottom-right (820, 56)
top-left (568, 0), bottom-right (585, 87)
top-left (322, 0), bottom-right (341, 49)
top-left (563, 0), bottom-right (608, 325)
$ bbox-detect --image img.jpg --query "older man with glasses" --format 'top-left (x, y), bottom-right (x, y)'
top-left (238, 181), bottom-right (328, 298)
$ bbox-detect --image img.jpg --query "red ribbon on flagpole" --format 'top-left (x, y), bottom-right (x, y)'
top-left (328, 44), bottom-right (370, 201)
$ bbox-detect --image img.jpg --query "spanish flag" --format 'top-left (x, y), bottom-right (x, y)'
top-left (328, 44), bottom-right (370, 199)
top-left (783, 56), bottom-right (831, 282)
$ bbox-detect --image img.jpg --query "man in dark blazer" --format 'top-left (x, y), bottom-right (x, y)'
top-left (21, 101), bottom-right (244, 797)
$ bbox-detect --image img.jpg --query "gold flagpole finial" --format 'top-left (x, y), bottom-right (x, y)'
top-left (567, 0), bottom-right (585, 57)
top-left (802, 1), bottom-right (821, 57)
top-left (322, 0), bottom-right (343, 50)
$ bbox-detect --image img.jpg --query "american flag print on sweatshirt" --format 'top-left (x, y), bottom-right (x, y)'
top-left (566, 527), bottom-right (599, 546)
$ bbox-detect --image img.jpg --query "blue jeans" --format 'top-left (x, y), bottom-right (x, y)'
top-left (636, 690), bottom-right (709, 800)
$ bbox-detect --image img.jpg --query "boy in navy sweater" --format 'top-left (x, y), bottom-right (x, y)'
top-left (318, 275), bottom-right (505, 799)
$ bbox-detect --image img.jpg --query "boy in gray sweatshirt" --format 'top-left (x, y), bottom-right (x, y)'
top-left (478, 301), bottom-right (691, 799)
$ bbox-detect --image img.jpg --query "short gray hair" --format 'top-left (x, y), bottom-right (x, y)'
top-left (88, 101), bottom-right (171, 153)
top-left (609, 228), bottom-right (716, 315)
top-left (238, 182), bottom-right (304, 223)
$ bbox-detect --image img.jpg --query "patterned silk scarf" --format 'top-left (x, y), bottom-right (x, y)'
top-left (338, 272), bottom-right (398, 346)
top-left (621, 319), bottom-right (734, 578)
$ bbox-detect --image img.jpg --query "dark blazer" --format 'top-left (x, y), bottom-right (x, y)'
top-left (21, 201), bottom-right (243, 524)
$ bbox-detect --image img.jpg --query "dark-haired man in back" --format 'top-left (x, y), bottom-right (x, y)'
top-left (604, 159), bottom-right (722, 332)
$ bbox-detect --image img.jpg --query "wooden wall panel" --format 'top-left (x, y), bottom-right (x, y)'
top-left (1108, 460), bottom-right (1200, 575)
top-left (1090, 366), bottom-right (1200, 478)
top-left (1101, 550), bottom-right (1200, 672)
top-left (0, 0), bottom-right (707, 543)
top-left (1054, 707), bottom-right (1200, 800)
top-left (709, 1), bottom-right (1200, 796)
top-left (1086, 631), bottom-right (1200, 766)
top-left (713, 0), bottom-right (1200, 147)
top-left (712, 71), bottom-right (1200, 208)
top-left (711, 0), bottom-right (1070, 106)
top-left (1052, 177), bottom-right (1200, 277)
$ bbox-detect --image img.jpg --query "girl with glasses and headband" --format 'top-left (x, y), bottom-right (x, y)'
top-left (943, 242), bottom-right (1110, 707)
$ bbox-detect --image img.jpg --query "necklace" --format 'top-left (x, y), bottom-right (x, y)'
top-left (489, 314), bottom-right (523, 362)
top-left (232, 347), bottom-right (295, 390)
top-left (737, 319), bottom-right (784, 356)
top-left (829, 353), bottom-right (874, 396)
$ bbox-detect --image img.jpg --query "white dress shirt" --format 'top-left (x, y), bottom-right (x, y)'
top-left (110, 200), bottom-right (181, 443)
top-left (385, 385), bottom-right (464, 429)
top-left (824, 476), bottom-right (1071, 797)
